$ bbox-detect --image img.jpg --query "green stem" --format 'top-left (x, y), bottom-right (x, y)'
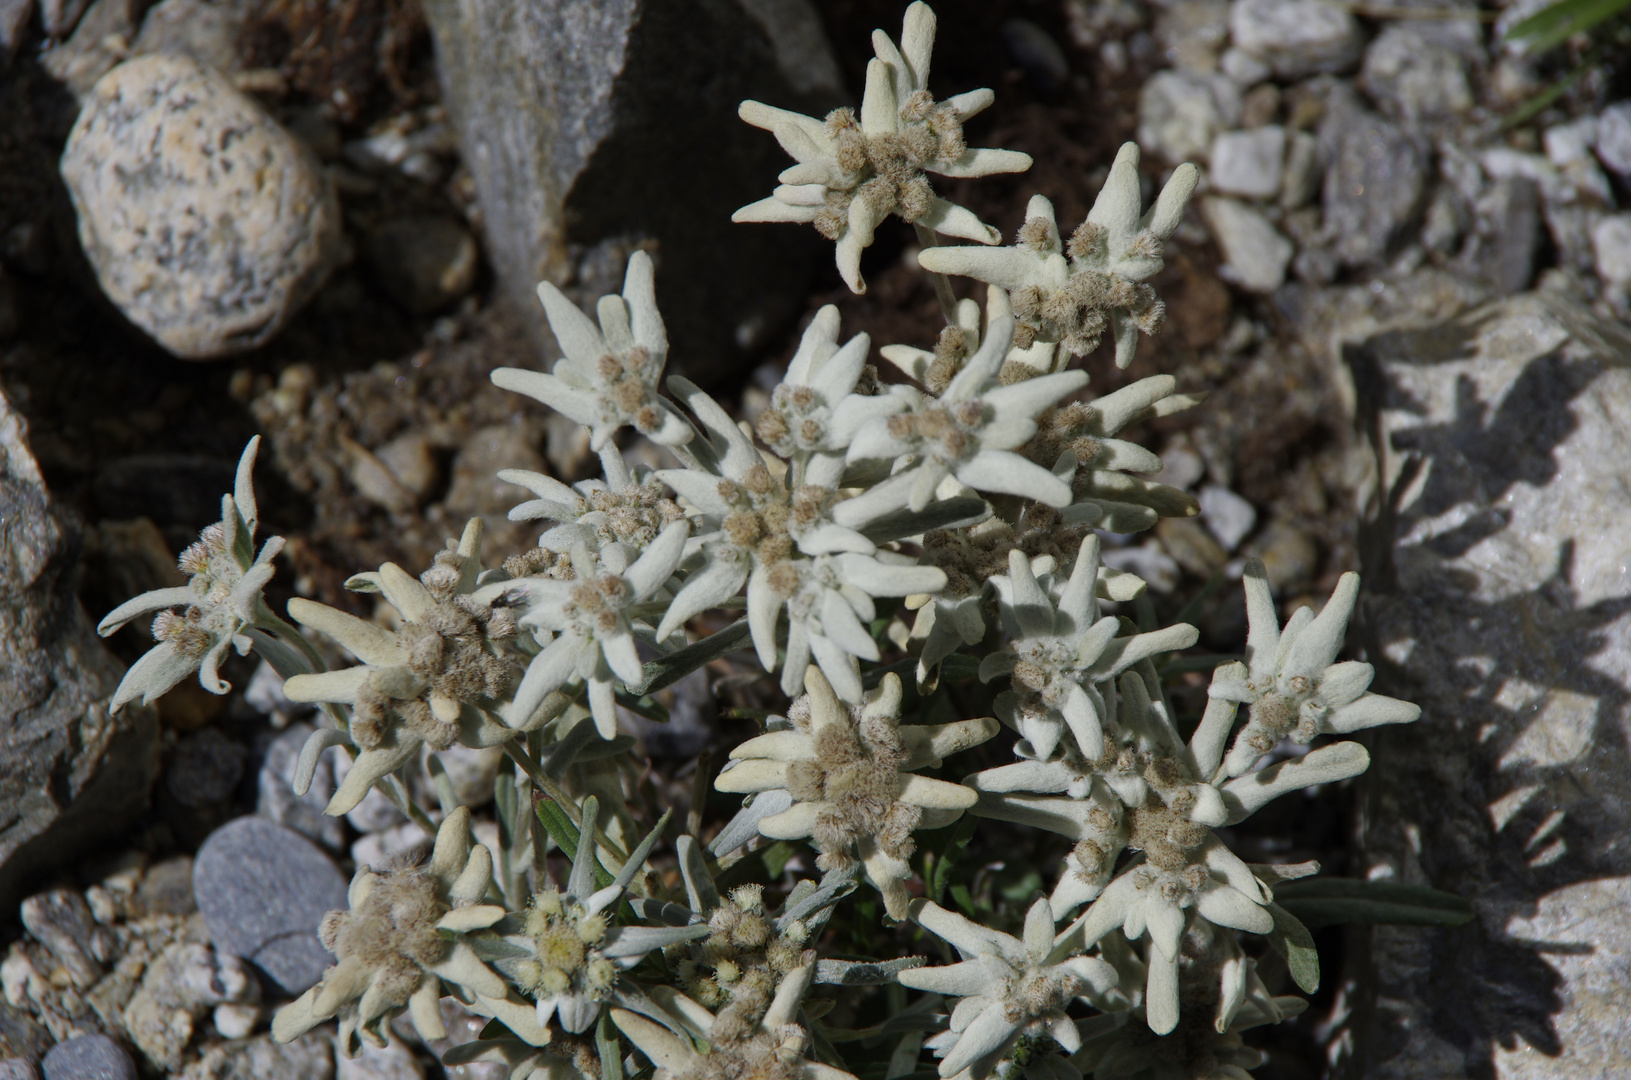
top-left (914, 223), bottom-right (961, 325)
top-left (503, 738), bottom-right (631, 865)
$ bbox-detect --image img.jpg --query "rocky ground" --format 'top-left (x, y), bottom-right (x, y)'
top-left (1, 1), bottom-right (1628, 1079)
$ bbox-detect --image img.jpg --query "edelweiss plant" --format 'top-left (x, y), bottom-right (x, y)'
top-left (97, 6), bottom-right (1445, 1079)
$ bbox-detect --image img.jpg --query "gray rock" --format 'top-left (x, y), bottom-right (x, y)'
top-left (365, 215), bottom-right (479, 315)
top-left (1229, 0), bottom-right (1362, 78)
top-left (0, 386), bottom-right (158, 914)
top-left (193, 817), bottom-right (347, 994)
top-left (1197, 484), bottom-right (1257, 551)
top-left (1219, 45), bottom-right (1270, 86)
top-left (133, 855), bottom-right (196, 917)
top-left (166, 728), bottom-right (247, 808)
top-left (130, 0), bottom-right (250, 72)
top-left (443, 421), bottom-right (546, 519)
top-left (425, 743), bottom-right (503, 808)
top-left (39, 1036), bottom-right (134, 1080)
top-left (0, 1001), bottom-right (50, 1061)
top-left (1359, 24), bottom-right (1474, 122)
top-left (1210, 125), bottom-right (1285, 199)
top-left (1320, 91), bottom-right (1430, 268)
top-left (122, 942), bottom-right (257, 1071)
top-left (1593, 100), bottom-right (1631, 180)
top-left (1279, 128), bottom-right (1320, 210)
top-left (19, 891), bottom-right (108, 989)
top-left (258, 723), bottom-right (345, 850)
top-left (1201, 195), bottom-right (1293, 293)
top-left (0, 0), bottom-right (32, 63)
top-left (335, 1035), bottom-right (423, 1080)
top-left (177, 1033), bottom-right (333, 1080)
top-left (1467, 177), bottom-right (1540, 295)
top-left (1137, 69), bottom-right (1240, 164)
top-left (0, 1059), bottom-right (40, 1080)
top-left (60, 54), bottom-right (341, 359)
top-left (420, 0), bottom-right (830, 386)
top-left (1593, 214), bottom-right (1631, 288)
top-left (39, 0), bottom-right (136, 99)
top-left (735, 0), bottom-right (844, 101)
top-left (40, 0), bottom-right (88, 36)
top-left (1152, 0), bottom-right (1230, 73)
top-left (1348, 291), bottom-right (1631, 1079)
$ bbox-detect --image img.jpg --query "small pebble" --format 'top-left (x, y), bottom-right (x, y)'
top-left (40, 1036), bottom-right (135, 1080)
top-left (166, 729), bottom-right (247, 808)
top-left (1596, 101), bottom-right (1631, 180)
top-left (0, 1059), bottom-right (40, 1080)
top-left (1198, 484), bottom-right (1257, 552)
top-left (365, 215), bottom-right (479, 315)
top-left (336, 1034), bottom-right (424, 1080)
top-left (1210, 126), bottom-right (1285, 199)
top-left (1201, 196), bottom-right (1293, 293)
top-left (193, 818), bottom-right (348, 994)
top-left (213, 1002), bottom-right (260, 1040)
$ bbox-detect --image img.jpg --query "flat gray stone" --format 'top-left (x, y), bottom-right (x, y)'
top-left (1201, 195), bottom-right (1292, 293)
top-left (1349, 291), bottom-right (1631, 1078)
top-left (1229, 0), bottom-right (1361, 78)
top-left (1210, 125), bottom-right (1284, 199)
top-left (0, 386), bottom-right (158, 914)
top-left (1360, 23), bottom-right (1474, 123)
top-left (193, 817), bottom-right (348, 994)
top-left (40, 1036), bottom-right (134, 1080)
top-left (1320, 88), bottom-right (1430, 268)
top-left (1137, 68), bottom-right (1240, 164)
top-left (1595, 101), bottom-right (1631, 180)
top-left (420, 0), bottom-right (833, 384)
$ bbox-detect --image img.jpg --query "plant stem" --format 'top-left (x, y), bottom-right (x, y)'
top-left (914, 224), bottom-right (961, 325)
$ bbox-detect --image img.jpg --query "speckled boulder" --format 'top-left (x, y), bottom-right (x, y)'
top-left (60, 53), bottom-right (341, 359)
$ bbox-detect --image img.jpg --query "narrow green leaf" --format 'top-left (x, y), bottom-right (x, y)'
top-left (1273, 878), bottom-right (1474, 929)
top-left (930, 815), bottom-right (977, 905)
top-left (949, 884), bottom-right (976, 919)
top-left (1506, 0), bottom-right (1631, 51)
top-left (625, 619), bottom-right (752, 697)
top-left (597, 1010), bottom-right (623, 1080)
top-left (761, 840), bottom-right (795, 878)
top-left (533, 794), bottom-right (614, 890)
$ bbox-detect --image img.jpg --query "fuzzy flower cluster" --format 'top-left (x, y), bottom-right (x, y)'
top-left (92, 7), bottom-right (1431, 1080)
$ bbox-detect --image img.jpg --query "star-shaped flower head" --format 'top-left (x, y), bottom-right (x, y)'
top-left (500, 444), bottom-right (686, 566)
top-left (479, 521), bottom-right (690, 739)
top-left (1025, 376), bottom-right (1202, 533)
top-left (272, 807), bottom-right (528, 1054)
top-left (654, 838), bottom-right (849, 1018)
top-left (280, 520), bottom-right (518, 815)
top-left (979, 535), bottom-right (1198, 762)
top-left (611, 964), bottom-right (855, 1080)
top-left (918, 144), bottom-right (1199, 368)
top-left (1073, 919), bottom-right (1306, 1078)
top-left (502, 797), bottom-right (709, 1034)
top-left (836, 289), bottom-right (1088, 520)
top-left (716, 666), bottom-right (997, 917)
top-left (900, 899), bottom-right (1121, 1080)
top-left (99, 437), bottom-right (291, 708)
top-left (751, 304), bottom-right (873, 475)
top-left (1193, 561), bottom-right (1421, 782)
top-left (733, 2), bottom-right (1032, 293)
top-left (656, 379), bottom-right (943, 702)
top-left (493, 250), bottom-right (690, 450)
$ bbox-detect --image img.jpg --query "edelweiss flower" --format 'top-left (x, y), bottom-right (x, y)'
top-left (1025, 376), bottom-right (1201, 532)
top-left (901, 899), bottom-right (1119, 1080)
top-left (612, 964), bottom-right (855, 1080)
top-left (1196, 561), bottom-right (1422, 780)
top-left (837, 290), bottom-right (1088, 518)
top-left (501, 444), bottom-right (686, 563)
top-left (716, 666), bottom-right (996, 917)
top-left (733, 2), bottom-right (1031, 293)
top-left (281, 521), bottom-right (518, 815)
top-left (482, 521), bottom-right (690, 738)
top-left (917, 144), bottom-right (1198, 368)
top-left (505, 797), bottom-right (707, 1033)
top-left (1074, 922), bottom-right (1305, 1077)
top-left (979, 536), bottom-right (1198, 761)
top-left (750, 305), bottom-right (873, 475)
top-left (493, 250), bottom-right (690, 449)
top-left (907, 509), bottom-right (1146, 689)
top-left (272, 807), bottom-right (532, 1054)
top-left (100, 438), bottom-right (293, 708)
top-left (657, 379), bottom-right (942, 702)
